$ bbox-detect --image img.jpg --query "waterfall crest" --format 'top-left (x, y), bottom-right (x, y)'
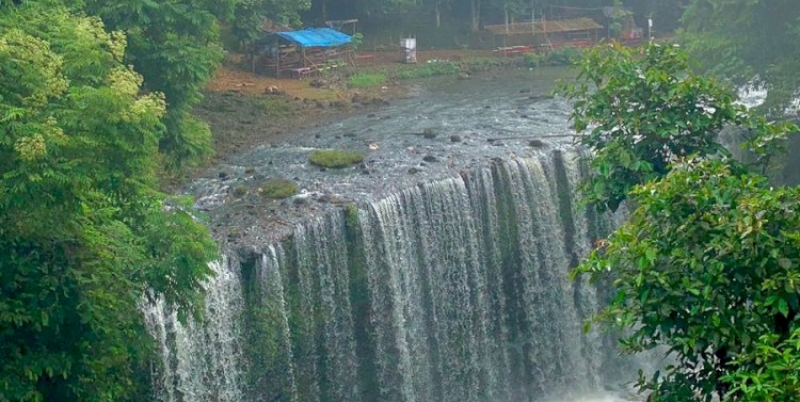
top-left (145, 148), bottom-right (629, 402)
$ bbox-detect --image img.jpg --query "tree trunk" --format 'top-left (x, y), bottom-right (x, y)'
top-left (436, 2), bottom-right (441, 28)
top-left (471, 0), bottom-right (482, 32)
top-left (504, 6), bottom-right (509, 34)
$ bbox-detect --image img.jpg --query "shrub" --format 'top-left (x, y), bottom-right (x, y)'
top-left (261, 98), bottom-right (295, 117)
top-left (259, 178), bottom-right (297, 199)
top-left (396, 61), bottom-right (461, 80)
top-left (308, 149), bottom-right (364, 168)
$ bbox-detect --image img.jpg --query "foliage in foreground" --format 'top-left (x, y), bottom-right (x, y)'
top-left (575, 159), bottom-right (800, 401)
top-left (561, 42), bottom-right (799, 401)
top-left (556, 42), bottom-right (789, 213)
top-left (0, 5), bottom-right (217, 400)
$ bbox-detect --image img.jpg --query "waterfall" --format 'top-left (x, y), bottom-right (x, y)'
top-left (144, 147), bottom-right (630, 402)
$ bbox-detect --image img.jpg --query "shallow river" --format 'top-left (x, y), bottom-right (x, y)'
top-left (184, 67), bottom-right (649, 402)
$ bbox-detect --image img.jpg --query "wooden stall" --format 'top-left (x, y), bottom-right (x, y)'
top-left (485, 17), bottom-right (603, 52)
top-left (257, 28), bottom-right (355, 78)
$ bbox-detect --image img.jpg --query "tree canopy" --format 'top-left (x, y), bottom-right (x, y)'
top-left (0, 4), bottom-right (217, 400)
top-left (79, 0), bottom-right (237, 168)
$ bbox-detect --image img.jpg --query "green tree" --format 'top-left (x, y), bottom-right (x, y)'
top-left (80, 0), bottom-right (237, 169)
top-left (555, 42), bottom-right (785, 212)
top-left (575, 159), bottom-right (800, 401)
top-left (679, 0), bottom-right (800, 116)
top-left (560, 42), bottom-right (799, 401)
top-left (0, 4), bottom-right (217, 401)
top-left (232, 0), bottom-right (311, 52)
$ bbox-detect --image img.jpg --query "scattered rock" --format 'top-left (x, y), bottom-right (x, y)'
top-left (484, 105), bottom-right (491, 109)
top-left (422, 128), bottom-right (437, 139)
top-left (407, 167), bottom-right (421, 174)
top-left (450, 135), bottom-right (462, 143)
top-left (365, 141), bottom-right (379, 151)
top-left (371, 97), bottom-right (389, 107)
top-left (343, 132), bottom-right (356, 138)
top-left (331, 100), bottom-right (349, 109)
top-left (317, 194), bottom-right (344, 204)
top-left (231, 185), bottom-right (248, 198)
top-left (367, 113), bottom-right (376, 118)
top-left (310, 79), bottom-right (328, 88)
top-left (264, 85), bottom-right (283, 95)
top-left (519, 89), bottom-right (531, 93)
top-left (315, 100), bottom-right (327, 109)
top-left (492, 141), bottom-right (504, 146)
top-left (423, 155), bottom-right (439, 163)
top-left (520, 114), bottom-right (528, 119)
top-left (528, 139), bottom-right (545, 148)
top-left (218, 171), bottom-right (229, 179)
top-left (314, 133), bottom-right (321, 139)
top-left (244, 167), bottom-right (256, 174)
top-left (379, 115), bottom-right (391, 120)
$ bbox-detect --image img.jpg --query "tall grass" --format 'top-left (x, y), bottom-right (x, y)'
top-left (396, 61), bottom-right (462, 80)
top-left (348, 73), bottom-right (387, 88)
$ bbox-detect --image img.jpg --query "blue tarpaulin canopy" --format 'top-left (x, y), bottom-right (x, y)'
top-left (275, 28), bottom-right (352, 48)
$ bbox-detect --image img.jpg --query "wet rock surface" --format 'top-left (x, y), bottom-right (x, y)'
top-left (186, 68), bottom-right (577, 247)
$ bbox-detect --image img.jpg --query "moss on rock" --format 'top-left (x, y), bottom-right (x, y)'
top-left (259, 178), bottom-right (298, 199)
top-left (309, 149), bottom-right (364, 169)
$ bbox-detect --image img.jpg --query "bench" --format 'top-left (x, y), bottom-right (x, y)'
top-left (355, 54), bottom-right (375, 65)
top-left (290, 67), bottom-right (315, 79)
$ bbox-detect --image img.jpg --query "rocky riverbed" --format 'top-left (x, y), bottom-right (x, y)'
top-left (185, 67), bottom-right (580, 249)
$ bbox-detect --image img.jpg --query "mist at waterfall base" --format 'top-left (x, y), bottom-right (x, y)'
top-left (144, 69), bottom-right (651, 402)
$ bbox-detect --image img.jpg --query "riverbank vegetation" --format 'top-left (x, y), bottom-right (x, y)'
top-left (348, 72), bottom-right (388, 88)
top-left (560, 42), bottom-right (800, 401)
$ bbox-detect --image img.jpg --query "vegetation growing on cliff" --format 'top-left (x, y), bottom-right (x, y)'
top-left (0, 4), bottom-right (218, 400)
top-left (562, 42), bottom-right (800, 401)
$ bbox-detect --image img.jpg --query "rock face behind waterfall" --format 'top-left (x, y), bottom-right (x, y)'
top-left (143, 148), bottom-right (633, 402)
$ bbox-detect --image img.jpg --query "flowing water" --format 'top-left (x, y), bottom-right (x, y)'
top-left (145, 68), bottom-right (648, 402)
